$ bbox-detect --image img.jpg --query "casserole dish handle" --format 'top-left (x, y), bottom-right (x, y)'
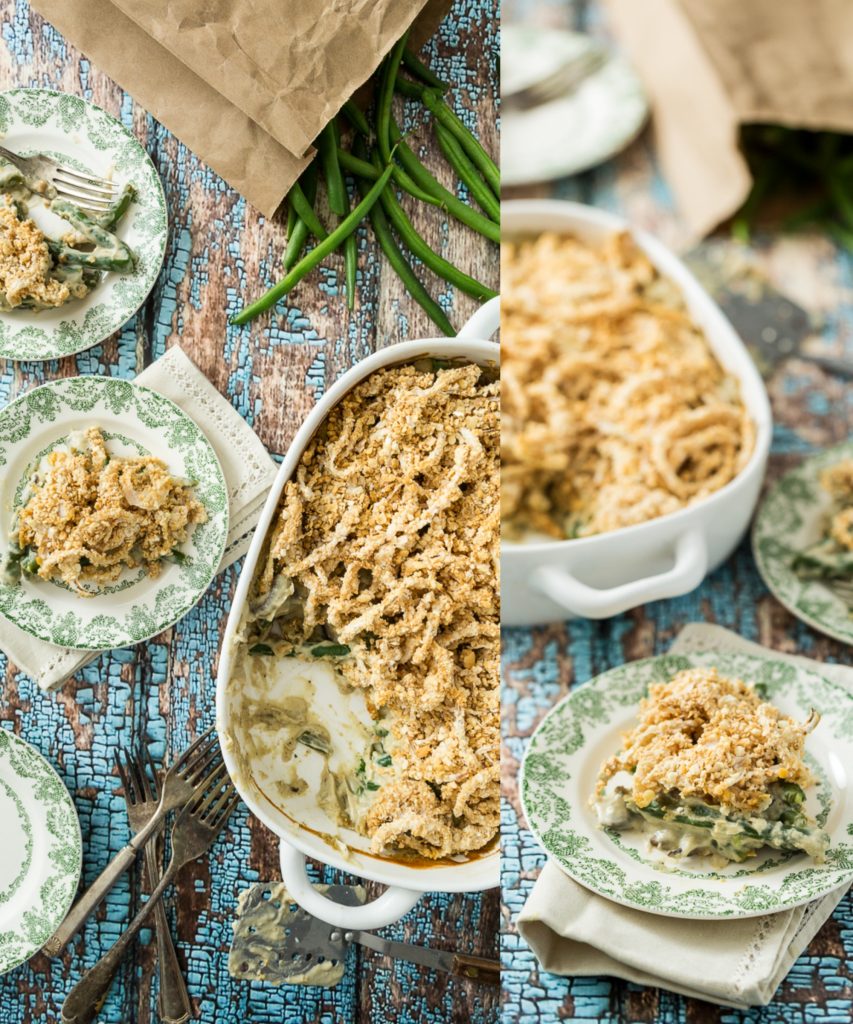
top-left (279, 842), bottom-right (421, 929)
top-left (457, 296), bottom-right (500, 341)
top-left (531, 529), bottom-right (708, 619)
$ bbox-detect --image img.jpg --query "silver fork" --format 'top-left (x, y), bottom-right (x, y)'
top-left (503, 48), bottom-right (608, 111)
top-left (0, 142), bottom-right (121, 214)
top-left (115, 748), bottom-right (192, 1024)
top-left (61, 770), bottom-right (240, 1024)
top-left (43, 726), bottom-right (222, 956)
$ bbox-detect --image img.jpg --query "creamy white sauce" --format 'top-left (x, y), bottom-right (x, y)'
top-left (225, 641), bottom-right (391, 847)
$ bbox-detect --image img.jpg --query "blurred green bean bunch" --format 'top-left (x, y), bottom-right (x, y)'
top-left (733, 125), bottom-right (853, 248)
top-left (231, 32), bottom-right (499, 334)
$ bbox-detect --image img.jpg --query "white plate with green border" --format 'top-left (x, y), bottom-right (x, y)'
top-left (0, 376), bottom-right (228, 651)
top-left (502, 27), bottom-right (648, 187)
top-left (0, 88), bottom-right (168, 362)
top-left (521, 649), bottom-right (853, 919)
top-left (753, 441), bottom-right (853, 646)
top-left (0, 727), bottom-right (81, 974)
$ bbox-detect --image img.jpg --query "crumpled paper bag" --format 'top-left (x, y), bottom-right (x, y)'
top-left (605, 0), bottom-right (853, 239)
top-left (32, 0), bottom-right (452, 215)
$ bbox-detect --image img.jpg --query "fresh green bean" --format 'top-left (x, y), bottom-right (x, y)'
top-left (434, 120), bottom-right (500, 222)
top-left (368, 150), bottom-right (496, 301)
top-left (342, 100), bottom-right (371, 137)
top-left (402, 47), bottom-right (449, 92)
top-left (344, 234), bottom-right (358, 310)
top-left (49, 199), bottom-right (134, 272)
top-left (289, 178), bottom-right (329, 241)
top-left (337, 148), bottom-right (381, 181)
top-left (353, 140), bottom-right (455, 335)
top-left (231, 159), bottom-right (395, 325)
top-left (320, 123), bottom-right (348, 218)
top-left (390, 120), bottom-right (500, 243)
top-left (286, 197), bottom-right (297, 238)
top-left (283, 165), bottom-right (319, 271)
top-left (377, 32), bottom-right (440, 207)
top-left (396, 77), bottom-right (500, 196)
top-left (320, 122), bottom-right (358, 308)
top-left (378, 32), bottom-right (409, 164)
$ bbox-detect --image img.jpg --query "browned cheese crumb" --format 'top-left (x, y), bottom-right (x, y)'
top-left (821, 459), bottom-right (853, 550)
top-left (501, 231), bottom-right (755, 540)
top-left (257, 363), bottom-right (500, 859)
top-left (0, 199), bottom-right (72, 308)
top-left (17, 426), bottom-right (207, 595)
top-left (597, 667), bottom-right (816, 815)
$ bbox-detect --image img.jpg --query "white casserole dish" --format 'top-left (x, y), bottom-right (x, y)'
top-left (501, 200), bottom-right (772, 626)
top-left (216, 298), bottom-right (500, 929)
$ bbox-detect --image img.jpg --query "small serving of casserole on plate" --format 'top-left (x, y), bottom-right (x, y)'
top-left (591, 667), bottom-right (828, 865)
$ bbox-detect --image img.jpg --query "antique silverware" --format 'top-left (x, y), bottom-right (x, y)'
top-left (229, 882), bottom-right (501, 988)
top-left (503, 47), bottom-right (607, 111)
top-left (115, 748), bottom-right (192, 1024)
top-left (0, 143), bottom-right (122, 213)
top-left (43, 726), bottom-right (221, 955)
top-left (61, 769), bottom-right (239, 1024)
top-left (716, 286), bottom-right (853, 379)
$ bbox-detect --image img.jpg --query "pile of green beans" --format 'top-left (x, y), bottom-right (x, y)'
top-left (230, 35), bottom-right (499, 331)
top-left (733, 125), bottom-right (853, 249)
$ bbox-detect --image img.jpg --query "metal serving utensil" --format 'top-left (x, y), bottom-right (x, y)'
top-left (0, 143), bottom-right (121, 214)
top-left (684, 249), bottom-right (853, 379)
top-left (229, 882), bottom-right (500, 987)
top-left (114, 748), bottom-right (192, 1024)
top-left (44, 726), bottom-right (222, 955)
top-left (61, 770), bottom-right (240, 1024)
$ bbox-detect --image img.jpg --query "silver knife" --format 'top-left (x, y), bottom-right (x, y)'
top-left (350, 929), bottom-right (501, 985)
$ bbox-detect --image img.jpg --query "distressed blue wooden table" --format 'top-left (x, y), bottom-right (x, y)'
top-left (501, 2), bottom-right (853, 1022)
top-left (0, 1), bottom-right (499, 1021)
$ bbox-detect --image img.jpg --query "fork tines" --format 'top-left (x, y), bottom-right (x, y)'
top-left (192, 768), bottom-right (241, 827)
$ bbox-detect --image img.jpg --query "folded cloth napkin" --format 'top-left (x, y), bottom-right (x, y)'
top-left (0, 346), bottom-right (278, 691)
top-left (516, 623), bottom-right (852, 1009)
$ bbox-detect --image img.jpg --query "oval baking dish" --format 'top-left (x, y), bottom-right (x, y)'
top-left (216, 299), bottom-right (500, 929)
top-left (501, 200), bottom-right (772, 626)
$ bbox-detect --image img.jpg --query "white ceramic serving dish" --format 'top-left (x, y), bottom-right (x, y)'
top-left (501, 200), bottom-right (773, 626)
top-left (216, 298), bottom-right (500, 929)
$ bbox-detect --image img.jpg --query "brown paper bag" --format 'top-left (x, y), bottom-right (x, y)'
top-left (109, 0), bottom-right (432, 157)
top-left (606, 0), bottom-right (853, 239)
top-left (32, 0), bottom-right (452, 216)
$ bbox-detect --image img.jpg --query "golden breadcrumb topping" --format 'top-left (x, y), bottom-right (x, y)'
top-left (501, 231), bottom-right (755, 540)
top-left (821, 459), bottom-right (853, 550)
top-left (256, 362), bottom-right (499, 859)
top-left (598, 667), bottom-right (816, 815)
top-left (17, 426), bottom-right (206, 596)
top-left (0, 200), bottom-right (74, 309)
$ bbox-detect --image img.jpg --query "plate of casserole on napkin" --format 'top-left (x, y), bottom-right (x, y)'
top-left (516, 624), bottom-right (853, 1008)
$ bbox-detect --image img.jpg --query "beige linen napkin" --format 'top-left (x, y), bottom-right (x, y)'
top-left (517, 623), bottom-right (852, 1009)
top-left (0, 346), bottom-right (278, 691)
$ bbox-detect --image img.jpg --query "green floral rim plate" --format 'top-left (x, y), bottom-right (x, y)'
top-left (752, 441), bottom-right (853, 646)
top-left (521, 649), bottom-right (853, 920)
top-left (0, 727), bottom-right (81, 974)
top-left (0, 88), bottom-right (168, 362)
top-left (0, 376), bottom-right (229, 651)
